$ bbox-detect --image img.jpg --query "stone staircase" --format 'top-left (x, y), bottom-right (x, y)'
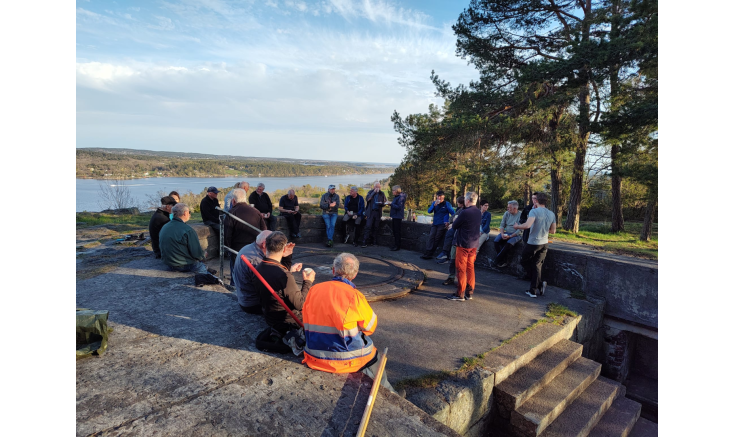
top-left (486, 316), bottom-right (655, 437)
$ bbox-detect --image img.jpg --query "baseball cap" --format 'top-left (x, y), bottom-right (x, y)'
top-left (328, 184), bottom-right (336, 190)
top-left (207, 186), bottom-right (220, 193)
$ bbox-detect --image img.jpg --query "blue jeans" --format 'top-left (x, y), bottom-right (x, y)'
top-left (169, 261), bottom-right (208, 275)
top-left (322, 213), bottom-right (338, 240)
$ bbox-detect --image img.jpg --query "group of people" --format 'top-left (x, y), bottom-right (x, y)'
top-left (417, 189), bottom-right (556, 300)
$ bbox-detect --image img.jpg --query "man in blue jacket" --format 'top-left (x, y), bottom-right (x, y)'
top-left (361, 182), bottom-right (387, 248)
top-left (421, 190), bottom-right (455, 259)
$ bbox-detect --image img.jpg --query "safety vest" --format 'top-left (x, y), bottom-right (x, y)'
top-left (301, 279), bottom-right (377, 373)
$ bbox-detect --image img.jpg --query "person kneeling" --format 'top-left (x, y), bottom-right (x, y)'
top-left (302, 253), bottom-right (395, 392)
top-left (254, 232), bottom-right (315, 334)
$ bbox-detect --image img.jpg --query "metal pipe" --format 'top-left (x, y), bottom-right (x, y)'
top-left (215, 206), bottom-right (264, 234)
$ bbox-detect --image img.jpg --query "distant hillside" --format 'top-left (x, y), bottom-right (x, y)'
top-left (77, 148), bottom-right (396, 179)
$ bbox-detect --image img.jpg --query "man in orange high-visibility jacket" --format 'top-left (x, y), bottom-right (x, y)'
top-left (302, 253), bottom-right (394, 391)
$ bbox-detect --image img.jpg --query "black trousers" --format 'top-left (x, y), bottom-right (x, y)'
top-left (424, 225), bottom-right (447, 256)
top-left (283, 212), bottom-right (302, 235)
top-left (520, 243), bottom-right (548, 293)
top-left (392, 218), bottom-right (402, 249)
top-left (362, 210), bottom-right (382, 244)
top-left (345, 218), bottom-right (364, 243)
top-left (265, 214), bottom-right (278, 231)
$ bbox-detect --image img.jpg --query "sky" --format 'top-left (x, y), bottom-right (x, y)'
top-left (76, 0), bottom-right (480, 164)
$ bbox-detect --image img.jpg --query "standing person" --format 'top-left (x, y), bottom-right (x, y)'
top-left (492, 200), bottom-right (522, 268)
top-left (278, 189), bottom-right (302, 239)
top-left (320, 185), bottom-right (341, 247)
top-left (436, 196), bottom-right (465, 262)
top-left (149, 196), bottom-right (177, 259)
top-left (224, 189), bottom-right (267, 283)
top-left (478, 200), bottom-right (492, 250)
top-left (249, 183), bottom-right (277, 231)
top-left (388, 185), bottom-right (407, 251)
top-left (361, 182), bottom-right (387, 248)
top-left (168, 191), bottom-right (180, 203)
top-left (513, 192), bottom-right (556, 298)
top-left (420, 190), bottom-right (455, 259)
top-left (200, 186), bottom-right (222, 235)
top-left (254, 232), bottom-right (315, 334)
top-left (224, 181), bottom-right (249, 213)
top-left (446, 192), bottom-right (482, 301)
top-left (342, 186), bottom-right (365, 247)
top-left (518, 193), bottom-right (538, 243)
top-left (301, 253), bottom-right (395, 392)
top-left (159, 203), bottom-right (211, 275)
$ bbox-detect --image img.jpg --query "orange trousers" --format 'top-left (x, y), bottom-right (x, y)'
top-left (455, 246), bottom-right (477, 298)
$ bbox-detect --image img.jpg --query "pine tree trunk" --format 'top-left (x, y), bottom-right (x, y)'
top-left (640, 186), bottom-right (657, 241)
top-left (451, 176), bottom-right (457, 204)
top-left (611, 144), bottom-right (625, 232)
top-left (550, 166), bottom-right (563, 224)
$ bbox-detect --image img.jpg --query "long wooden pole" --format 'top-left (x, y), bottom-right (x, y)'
top-left (356, 347), bottom-right (389, 437)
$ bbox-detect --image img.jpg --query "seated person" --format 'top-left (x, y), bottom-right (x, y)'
top-left (302, 253), bottom-right (395, 392)
top-left (225, 188), bottom-right (267, 283)
top-left (254, 232), bottom-right (315, 334)
top-left (249, 183), bottom-right (278, 231)
top-left (159, 203), bottom-right (210, 275)
top-left (200, 186), bottom-right (222, 234)
top-left (493, 200), bottom-right (523, 268)
top-left (233, 230), bottom-right (272, 314)
top-left (342, 186), bottom-right (365, 246)
top-left (278, 190), bottom-right (302, 239)
top-left (149, 196), bottom-right (177, 259)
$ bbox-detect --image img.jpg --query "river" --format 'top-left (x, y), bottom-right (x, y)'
top-left (77, 174), bottom-right (394, 212)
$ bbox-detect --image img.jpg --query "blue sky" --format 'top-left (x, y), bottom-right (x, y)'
top-left (76, 0), bottom-right (479, 163)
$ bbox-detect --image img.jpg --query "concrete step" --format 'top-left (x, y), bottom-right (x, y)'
top-left (495, 339), bottom-right (583, 417)
top-left (628, 417), bottom-right (657, 437)
top-left (538, 376), bottom-right (620, 437)
top-left (511, 357), bottom-right (601, 436)
top-left (588, 395), bottom-right (642, 437)
top-left (484, 316), bottom-right (581, 386)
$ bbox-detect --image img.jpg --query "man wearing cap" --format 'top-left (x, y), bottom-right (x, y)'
top-left (149, 196), bottom-right (177, 259)
top-left (200, 186), bottom-right (222, 236)
top-left (249, 183), bottom-right (278, 231)
top-left (420, 190), bottom-right (455, 259)
top-left (320, 185), bottom-right (340, 247)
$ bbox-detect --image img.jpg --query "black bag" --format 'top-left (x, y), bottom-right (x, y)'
top-left (255, 327), bottom-right (293, 354)
top-left (194, 273), bottom-right (221, 287)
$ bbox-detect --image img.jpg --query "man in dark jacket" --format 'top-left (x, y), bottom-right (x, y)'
top-left (224, 188), bottom-right (267, 283)
top-left (518, 193), bottom-right (538, 243)
top-left (320, 185), bottom-right (341, 247)
top-left (343, 186), bottom-right (365, 247)
top-left (254, 232), bottom-right (315, 334)
top-left (149, 196), bottom-right (177, 259)
top-left (421, 190), bottom-right (455, 259)
top-left (446, 192), bottom-right (482, 301)
top-left (160, 203), bottom-right (210, 275)
top-left (361, 182), bottom-right (387, 247)
top-left (388, 185), bottom-right (407, 251)
top-left (200, 186), bottom-right (222, 234)
top-left (249, 183), bottom-right (278, 231)
top-left (278, 189), bottom-right (302, 239)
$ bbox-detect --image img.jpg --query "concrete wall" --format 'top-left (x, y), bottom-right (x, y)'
top-left (192, 216), bottom-right (658, 329)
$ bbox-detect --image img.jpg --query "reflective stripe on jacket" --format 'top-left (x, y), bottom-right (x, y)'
top-left (301, 279), bottom-right (377, 373)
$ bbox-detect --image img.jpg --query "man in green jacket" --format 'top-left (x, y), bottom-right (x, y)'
top-left (160, 203), bottom-right (210, 275)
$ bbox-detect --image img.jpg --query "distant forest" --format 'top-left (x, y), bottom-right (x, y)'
top-left (77, 149), bottom-right (393, 179)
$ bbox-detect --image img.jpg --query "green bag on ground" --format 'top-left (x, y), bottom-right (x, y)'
top-left (76, 309), bottom-right (111, 359)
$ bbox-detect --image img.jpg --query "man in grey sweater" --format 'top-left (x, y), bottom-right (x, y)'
top-left (513, 193), bottom-right (556, 298)
top-left (492, 200), bottom-right (523, 268)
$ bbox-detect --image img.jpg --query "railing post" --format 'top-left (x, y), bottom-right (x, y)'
top-left (219, 212), bottom-right (224, 280)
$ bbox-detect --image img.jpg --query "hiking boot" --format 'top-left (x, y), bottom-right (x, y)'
top-left (445, 294), bottom-right (465, 301)
top-left (442, 278), bottom-right (455, 286)
top-left (540, 281), bottom-right (547, 296)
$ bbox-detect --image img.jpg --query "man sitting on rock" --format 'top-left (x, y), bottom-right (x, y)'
top-left (420, 190), bottom-right (455, 259)
top-left (149, 196), bottom-right (177, 259)
top-left (224, 181), bottom-right (249, 213)
top-left (200, 186), bottom-right (222, 235)
top-left (492, 200), bottom-right (522, 268)
top-left (159, 203), bottom-right (212, 275)
top-left (232, 230), bottom-right (271, 314)
top-left (278, 189), bottom-right (302, 239)
top-left (302, 253), bottom-right (395, 392)
top-left (255, 232), bottom-right (315, 334)
top-left (225, 188), bottom-right (267, 283)
top-left (249, 183), bottom-right (278, 231)
top-left (343, 186), bottom-right (365, 247)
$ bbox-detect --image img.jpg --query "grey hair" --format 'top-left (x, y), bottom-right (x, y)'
top-left (373, 182), bottom-right (381, 188)
top-left (257, 183), bottom-right (265, 189)
top-left (255, 230), bottom-right (272, 246)
top-left (240, 181), bottom-right (250, 190)
top-left (392, 185), bottom-right (401, 193)
top-left (171, 203), bottom-right (189, 218)
top-left (333, 253), bottom-right (360, 279)
top-left (464, 191), bottom-right (478, 205)
top-left (232, 182), bottom-right (241, 188)
top-left (508, 200), bottom-right (519, 208)
top-left (232, 188), bottom-right (248, 204)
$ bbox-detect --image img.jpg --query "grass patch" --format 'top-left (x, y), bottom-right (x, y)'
top-left (395, 303), bottom-right (577, 390)
top-left (76, 212), bottom-right (204, 229)
top-left (551, 221), bottom-right (657, 259)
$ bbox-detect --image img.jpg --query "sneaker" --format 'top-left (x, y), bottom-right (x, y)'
top-left (390, 247), bottom-right (400, 251)
top-left (420, 254), bottom-right (433, 260)
top-left (436, 258), bottom-right (450, 264)
top-left (442, 278), bottom-right (455, 286)
top-left (329, 239), bottom-right (333, 247)
top-left (525, 290), bottom-right (538, 298)
top-left (540, 281), bottom-right (547, 296)
top-left (465, 288), bottom-right (473, 299)
top-left (435, 252), bottom-right (448, 260)
top-left (496, 262), bottom-right (508, 268)
top-left (344, 235), bottom-right (350, 244)
top-left (445, 294), bottom-right (465, 301)
top-left (361, 243), bottom-right (368, 248)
